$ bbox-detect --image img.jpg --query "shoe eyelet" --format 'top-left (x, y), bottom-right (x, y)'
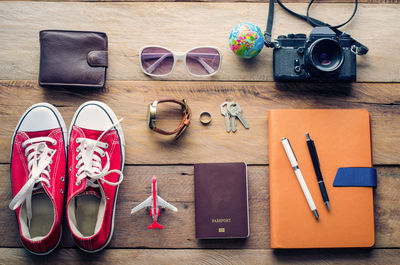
top-left (48, 168), bottom-right (51, 173)
top-left (76, 164), bottom-right (79, 169)
top-left (52, 141), bottom-right (57, 146)
top-left (60, 177), bottom-right (64, 182)
top-left (47, 184), bottom-right (51, 188)
top-left (101, 152), bottom-right (105, 157)
top-left (60, 189), bottom-right (63, 194)
top-left (75, 181), bottom-right (81, 186)
top-left (69, 167), bottom-right (72, 172)
top-left (105, 143), bottom-right (109, 148)
top-left (76, 139), bottom-right (79, 144)
top-left (49, 160), bottom-right (53, 164)
top-left (75, 155), bottom-right (79, 161)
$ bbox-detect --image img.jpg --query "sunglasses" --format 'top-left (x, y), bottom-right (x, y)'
top-left (139, 46), bottom-right (222, 77)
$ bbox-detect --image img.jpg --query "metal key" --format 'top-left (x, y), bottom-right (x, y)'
top-left (228, 102), bottom-right (249, 129)
top-left (220, 102), bottom-right (231, 132)
top-left (231, 111), bottom-right (237, 133)
top-left (225, 101), bottom-right (237, 132)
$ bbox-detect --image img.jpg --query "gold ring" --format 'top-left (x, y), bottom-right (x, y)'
top-left (200, 112), bottom-right (212, 125)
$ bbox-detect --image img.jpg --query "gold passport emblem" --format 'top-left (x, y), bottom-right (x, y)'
top-left (218, 228), bottom-right (225, 233)
top-left (212, 218), bottom-right (231, 223)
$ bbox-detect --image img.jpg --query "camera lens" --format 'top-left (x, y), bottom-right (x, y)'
top-left (308, 38), bottom-right (344, 73)
top-left (318, 52), bottom-right (331, 66)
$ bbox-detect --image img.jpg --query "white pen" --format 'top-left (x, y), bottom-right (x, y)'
top-left (281, 137), bottom-right (319, 220)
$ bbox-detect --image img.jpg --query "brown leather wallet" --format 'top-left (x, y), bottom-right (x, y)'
top-left (39, 30), bottom-right (108, 88)
top-left (147, 99), bottom-right (191, 139)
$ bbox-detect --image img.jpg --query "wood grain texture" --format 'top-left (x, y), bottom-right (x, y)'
top-left (1, 81), bottom-right (399, 165)
top-left (0, 3), bottom-right (399, 82)
top-left (1, 0), bottom-right (399, 262)
top-left (1, 165), bottom-right (399, 249)
top-left (2, 0), bottom-right (399, 3)
top-left (1, 248), bottom-right (400, 265)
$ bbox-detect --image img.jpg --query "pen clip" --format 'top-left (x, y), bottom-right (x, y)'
top-left (286, 139), bottom-right (297, 163)
top-left (282, 137), bottom-right (298, 164)
top-left (306, 133), bottom-right (320, 167)
top-left (312, 141), bottom-right (320, 167)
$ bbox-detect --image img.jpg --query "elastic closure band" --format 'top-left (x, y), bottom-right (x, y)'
top-left (333, 167), bottom-right (377, 187)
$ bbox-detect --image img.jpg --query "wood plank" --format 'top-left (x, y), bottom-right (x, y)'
top-left (1, 165), bottom-right (399, 248)
top-left (0, 3), bottom-right (399, 82)
top-left (1, 248), bottom-right (400, 265)
top-left (1, 81), bottom-right (399, 165)
top-left (2, 0), bottom-right (399, 3)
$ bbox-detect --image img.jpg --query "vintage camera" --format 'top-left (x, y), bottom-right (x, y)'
top-left (273, 27), bottom-right (361, 81)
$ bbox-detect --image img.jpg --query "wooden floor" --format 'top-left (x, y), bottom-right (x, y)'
top-left (1, 0), bottom-right (400, 264)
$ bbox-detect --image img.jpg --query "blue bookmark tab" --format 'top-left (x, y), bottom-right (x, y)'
top-left (333, 167), bottom-right (377, 187)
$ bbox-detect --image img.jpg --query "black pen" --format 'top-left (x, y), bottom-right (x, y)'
top-left (306, 133), bottom-right (330, 211)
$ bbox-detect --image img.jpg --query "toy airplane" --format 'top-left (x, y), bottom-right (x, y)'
top-left (130, 176), bottom-right (178, 230)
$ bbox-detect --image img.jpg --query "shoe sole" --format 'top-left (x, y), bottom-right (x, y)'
top-left (68, 101), bottom-right (125, 253)
top-left (10, 102), bottom-right (67, 255)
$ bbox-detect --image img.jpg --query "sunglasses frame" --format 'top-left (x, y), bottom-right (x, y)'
top-left (139, 45), bottom-right (222, 77)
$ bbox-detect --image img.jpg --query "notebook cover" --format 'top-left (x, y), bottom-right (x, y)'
top-left (269, 109), bottom-right (374, 248)
top-left (194, 162), bottom-right (249, 239)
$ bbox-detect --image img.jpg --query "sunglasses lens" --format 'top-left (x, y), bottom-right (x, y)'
top-left (140, 47), bottom-right (174, 76)
top-left (186, 48), bottom-right (221, 76)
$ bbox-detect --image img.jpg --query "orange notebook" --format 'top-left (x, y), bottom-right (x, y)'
top-left (269, 109), bottom-right (375, 248)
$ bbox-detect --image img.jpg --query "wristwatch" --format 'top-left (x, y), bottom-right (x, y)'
top-left (147, 99), bottom-right (192, 139)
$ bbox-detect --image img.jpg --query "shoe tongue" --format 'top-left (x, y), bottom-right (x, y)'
top-left (77, 187), bottom-right (101, 199)
top-left (25, 129), bottom-right (56, 138)
top-left (80, 128), bottom-right (107, 141)
top-left (32, 187), bottom-right (46, 196)
top-left (32, 176), bottom-right (49, 195)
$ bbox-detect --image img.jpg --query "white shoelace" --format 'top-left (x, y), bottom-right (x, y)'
top-left (9, 137), bottom-right (57, 227)
top-left (75, 119), bottom-right (124, 189)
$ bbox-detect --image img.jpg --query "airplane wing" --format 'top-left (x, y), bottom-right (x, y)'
top-left (130, 196), bottom-right (152, 214)
top-left (157, 196), bottom-right (178, 212)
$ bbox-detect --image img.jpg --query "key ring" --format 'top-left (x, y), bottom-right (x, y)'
top-left (200, 112), bottom-right (212, 126)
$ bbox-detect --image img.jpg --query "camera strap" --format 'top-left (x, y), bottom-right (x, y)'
top-left (264, 0), bottom-right (369, 55)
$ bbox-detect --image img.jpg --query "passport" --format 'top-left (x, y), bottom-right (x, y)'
top-left (194, 162), bottom-right (249, 239)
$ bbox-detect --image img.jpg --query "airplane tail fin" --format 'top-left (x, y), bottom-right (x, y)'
top-left (148, 221), bottom-right (163, 230)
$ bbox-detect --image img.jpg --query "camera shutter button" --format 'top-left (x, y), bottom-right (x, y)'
top-left (295, 34), bottom-right (307, 38)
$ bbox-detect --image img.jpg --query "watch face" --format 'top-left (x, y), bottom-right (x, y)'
top-left (147, 104), bottom-right (152, 127)
top-left (147, 101), bottom-right (157, 129)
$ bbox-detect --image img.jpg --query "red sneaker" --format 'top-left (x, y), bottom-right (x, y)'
top-left (9, 103), bottom-right (67, 255)
top-left (66, 101), bottom-right (124, 252)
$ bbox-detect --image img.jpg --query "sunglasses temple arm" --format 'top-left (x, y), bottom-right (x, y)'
top-left (187, 53), bottom-right (219, 74)
top-left (143, 53), bottom-right (171, 74)
top-left (187, 53), bottom-right (218, 58)
top-left (193, 57), bottom-right (215, 74)
top-left (142, 52), bottom-right (218, 74)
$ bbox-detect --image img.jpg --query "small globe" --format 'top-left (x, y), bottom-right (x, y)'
top-left (229, 23), bottom-right (264, 59)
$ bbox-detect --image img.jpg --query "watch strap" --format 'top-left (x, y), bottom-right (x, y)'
top-left (152, 99), bottom-right (191, 139)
